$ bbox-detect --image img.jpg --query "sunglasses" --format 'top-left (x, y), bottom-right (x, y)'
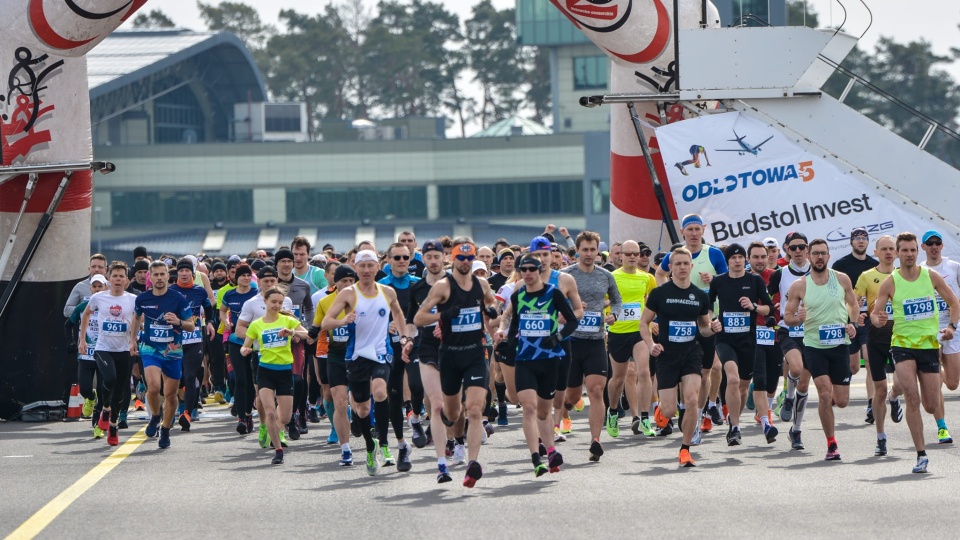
top-left (518, 266), bottom-right (540, 273)
top-left (392, 255), bottom-right (410, 261)
top-left (788, 244), bottom-right (808, 251)
top-left (925, 240), bottom-right (942, 247)
top-left (455, 255), bottom-right (476, 262)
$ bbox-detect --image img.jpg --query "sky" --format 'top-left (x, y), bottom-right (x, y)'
top-left (132, 0), bottom-right (960, 133)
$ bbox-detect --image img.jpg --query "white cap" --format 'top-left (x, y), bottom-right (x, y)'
top-left (355, 250), bottom-right (379, 264)
top-left (472, 260), bottom-right (488, 274)
top-left (185, 254), bottom-right (198, 269)
top-left (762, 237), bottom-right (779, 248)
top-left (90, 274), bottom-right (108, 286)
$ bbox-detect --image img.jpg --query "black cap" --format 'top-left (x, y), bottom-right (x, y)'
top-left (785, 231), bottom-right (808, 244)
top-left (176, 258), bottom-right (194, 273)
top-left (274, 248), bottom-right (294, 262)
top-left (334, 264), bottom-right (358, 282)
top-left (518, 255), bottom-right (542, 269)
top-left (234, 264), bottom-right (252, 278)
top-left (322, 243), bottom-right (335, 252)
top-left (133, 246), bottom-right (148, 259)
top-left (724, 243), bottom-right (747, 262)
top-left (133, 260), bottom-right (149, 272)
top-left (421, 239), bottom-right (444, 254)
top-left (257, 266), bottom-right (278, 280)
top-left (211, 261), bottom-right (227, 273)
top-left (542, 232), bottom-right (556, 243)
top-left (251, 259), bottom-right (266, 272)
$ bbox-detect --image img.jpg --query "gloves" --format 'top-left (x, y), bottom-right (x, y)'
top-left (307, 326), bottom-right (321, 340)
top-left (441, 305), bottom-right (461, 322)
top-left (483, 305), bottom-right (499, 319)
top-left (542, 333), bottom-right (561, 350)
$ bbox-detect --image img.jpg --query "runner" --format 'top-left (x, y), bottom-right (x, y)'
top-left (562, 230), bottom-right (621, 461)
top-left (220, 264), bottom-right (259, 435)
top-left (64, 254), bottom-right (108, 317)
top-left (413, 238), bottom-right (500, 487)
top-left (504, 255), bottom-right (579, 476)
top-left (608, 240), bottom-right (658, 437)
top-left (170, 258), bottom-right (214, 432)
top-left (641, 247), bottom-right (721, 466)
top-left (746, 242), bottom-right (783, 439)
top-left (709, 243), bottom-right (775, 445)
top-left (133, 261), bottom-right (196, 449)
top-left (310, 259), bottom-right (341, 444)
top-left (126, 259), bottom-right (149, 295)
top-left (488, 248), bottom-right (514, 292)
top-left (919, 229), bottom-right (960, 444)
top-left (854, 235), bottom-right (904, 456)
top-left (782, 239), bottom-right (860, 461)
top-left (240, 287), bottom-right (310, 464)
top-left (656, 214), bottom-right (728, 433)
top-left (292, 236), bottom-right (328, 295)
top-left (322, 250), bottom-right (411, 477)
top-left (67, 275), bottom-right (107, 437)
top-left (832, 227), bottom-right (879, 423)
top-left (274, 248), bottom-right (315, 440)
top-left (873, 232), bottom-right (960, 473)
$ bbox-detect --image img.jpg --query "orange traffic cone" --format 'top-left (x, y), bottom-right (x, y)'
top-left (65, 384), bottom-right (82, 421)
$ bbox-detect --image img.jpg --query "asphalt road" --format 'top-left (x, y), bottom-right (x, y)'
top-left (3, 380), bottom-right (960, 539)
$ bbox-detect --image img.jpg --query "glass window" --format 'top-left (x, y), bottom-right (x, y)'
top-left (574, 56), bottom-right (608, 90)
top-left (591, 179), bottom-right (610, 214)
top-left (286, 186), bottom-right (428, 222)
top-left (110, 190), bottom-right (253, 226)
top-left (438, 181), bottom-right (583, 218)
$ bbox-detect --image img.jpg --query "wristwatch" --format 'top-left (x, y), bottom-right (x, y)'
top-left (950, 322), bottom-right (958, 331)
top-left (400, 336), bottom-right (412, 346)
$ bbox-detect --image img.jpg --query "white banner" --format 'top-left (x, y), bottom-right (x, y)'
top-left (655, 112), bottom-right (953, 260)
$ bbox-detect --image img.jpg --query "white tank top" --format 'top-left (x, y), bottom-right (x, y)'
top-left (347, 284), bottom-right (391, 363)
top-left (921, 257), bottom-right (960, 324)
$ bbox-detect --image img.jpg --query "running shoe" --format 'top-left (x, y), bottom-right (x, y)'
top-left (134, 399), bottom-right (145, 412)
top-left (548, 449), bottom-right (563, 473)
top-left (865, 406), bottom-right (875, 425)
top-left (691, 424), bottom-right (702, 446)
top-left (307, 407), bottom-right (320, 424)
top-left (146, 414), bottom-right (161, 437)
top-left (890, 398), bottom-right (904, 423)
top-left (97, 410), bottom-right (110, 431)
top-left (245, 416), bottom-right (254, 434)
top-left (780, 396), bottom-right (795, 422)
top-left (912, 455), bottom-right (929, 474)
top-left (658, 420), bottom-right (674, 437)
top-left (561, 417), bottom-right (572, 434)
top-left (606, 410), bottom-right (620, 438)
top-left (746, 383), bottom-right (755, 410)
top-left (158, 427), bottom-right (171, 449)
top-left (554, 427), bottom-right (567, 443)
top-left (483, 420), bottom-right (495, 437)
top-left (406, 421), bottom-right (424, 448)
top-left (279, 429), bottom-right (288, 448)
top-left (574, 398), bottom-right (584, 412)
top-left (445, 439), bottom-right (454, 457)
top-left (452, 443), bottom-right (466, 465)
top-left (271, 450), bottom-right (284, 465)
top-left (773, 390), bottom-right (785, 417)
top-left (424, 425), bottom-right (433, 446)
top-left (397, 444), bottom-right (412, 472)
top-left (236, 418), bottom-right (248, 435)
top-left (825, 442), bottom-right (840, 461)
top-left (497, 405), bottom-right (508, 426)
top-left (653, 405), bottom-right (669, 429)
top-left (875, 438), bottom-right (887, 456)
top-left (117, 411), bottom-right (128, 430)
top-left (350, 416), bottom-right (362, 438)
top-left (178, 410), bottom-right (191, 432)
top-left (437, 463), bottom-right (452, 483)
top-left (539, 440), bottom-right (547, 457)
top-left (631, 417), bottom-right (642, 435)
top-left (726, 425), bottom-right (742, 446)
top-left (339, 449), bottom-right (353, 466)
top-left (764, 424), bottom-right (778, 444)
top-left (366, 446), bottom-right (382, 476)
top-left (326, 428), bottom-right (338, 445)
top-left (588, 439), bottom-right (603, 462)
top-left (107, 426), bottom-right (119, 446)
top-left (701, 416), bottom-right (713, 433)
top-left (708, 405), bottom-right (723, 426)
top-left (82, 396), bottom-right (95, 418)
top-left (463, 461), bottom-right (483, 488)
top-left (318, 403), bottom-right (327, 419)
top-left (534, 463), bottom-right (549, 477)
top-left (259, 424), bottom-right (270, 448)
top-left (213, 391), bottom-right (227, 404)
top-left (721, 404), bottom-right (729, 422)
top-left (679, 448), bottom-right (696, 467)
top-left (789, 428), bottom-right (804, 450)
top-left (675, 162), bottom-right (688, 176)
top-left (938, 428), bottom-right (953, 444)
top-left (93, 426), bottom-right (104, 439)
top-left (287, 420), bottom-right (300, 441)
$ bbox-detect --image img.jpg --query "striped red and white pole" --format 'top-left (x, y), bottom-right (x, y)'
top-left (549, 0), bottom-right (719, 249)
top-left (0, 0), bottom-right (146, 419)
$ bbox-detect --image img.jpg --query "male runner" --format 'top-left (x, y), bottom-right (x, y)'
top-left (873, 232), bottom-right (960, 473)
top-left (746, 242), bottom-right (783, 436)
top-left (275, 248), bottom-right (315, 439)
top-left (65, 254), bottom-right (108, 317)
top-left (170, 258), bottom-right (214, 432)
top-left (783, 239), bottom-right (860, 461)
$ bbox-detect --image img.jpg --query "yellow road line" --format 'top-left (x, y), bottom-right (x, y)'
top-left (5, 426), bottom-right (148, 540)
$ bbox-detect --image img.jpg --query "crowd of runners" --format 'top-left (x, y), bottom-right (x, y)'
top-left (63, 218), bottom-right (960, 482)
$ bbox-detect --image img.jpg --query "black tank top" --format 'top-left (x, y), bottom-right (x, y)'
top-left (439, 274), bottom-right (485, 346)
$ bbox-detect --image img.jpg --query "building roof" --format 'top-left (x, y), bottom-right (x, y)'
top-left (87, 28), bottom-right (267, 101)
top-left (471, 115), bottom-right (552, 138)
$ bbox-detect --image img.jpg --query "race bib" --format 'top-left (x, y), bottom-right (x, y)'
top-left (150, 322), bottom-right (174, 343)
top-left (818, 323), bottom-right (846, 346)
top-left (425, 306), bottom-right (438, 327)
top-left (935, 294), bottom-right (949, 314)
top-left (859, 296), bottom-right (868, 313)
top-left (788, 324), bottom-right (804, 338)
top-left (903, 297), bottom-right (935, 321)
top-left (451, 306), bottom-right (481, 333)
top-left (293, 307), bottom-right (303, 322)
top-left (578, 311), bottom-right (602, 333)
top-left (101, 320), bottom-right (128, 336)
top-left (884, 300), bottom-right (893, 316)
top-left (261, 328), bottom-right (289, 349)
top-left (722, 311), bottom-right (750, 333)
top-left (621, 302), bottom-right (641, 322)
top-left (182, 326), bottom-right (203, 345)
top-left (519, 312), bottom-right (551, 338)
top-left (331, 326), bottom-right (350, 343)
top-left (668, 320), bottom-right (696, 343)
top-left (756, 326), bottom-right (775, 346)
top-left (391, 334), bottom-right (401, 343)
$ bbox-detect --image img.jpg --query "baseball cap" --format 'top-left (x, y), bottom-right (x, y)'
top-left (90, 274), bottom-right (108, 286)
top-left (762, 237), bottom-right (779, 248)
top-left (334, 264), bottom-right (358, 282)
top-left (850, 227), bottom-right (869, 240)
top-left (274, 248), bottom-right (294, 262)
top-left (922, 230), bottom-right (943, 243)
top-left (257, 266), bottom-right (278, 279)
top-left (421, 239), bottom-right (444, 254)
top-left (471, 260), bottom-right (488, 274)
top-left (784, 231), bottom-right (807, 245)
top-left (355, 250), bottom-right (379, 264)
top-left (529, 236), bottom-right (552, 253)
